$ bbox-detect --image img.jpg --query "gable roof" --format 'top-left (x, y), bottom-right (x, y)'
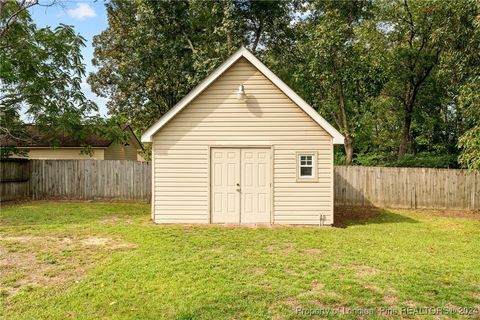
top-left (141, 47), bottom-right (344, 144)
top-left (121, 124), bottom-right (143, 150)
top-left (2, 124), bottom-right (143, 150)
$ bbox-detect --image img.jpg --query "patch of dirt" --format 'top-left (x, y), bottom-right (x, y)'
top-left (80, 237), bottom-right (110, 246)
top-left (353, 265), bottom-right (379, 277)
top-left (251, 267), bottom-right (266, 276)
top-left (285, 268), bottom-right (300, 276)
top-left (0, 236), bottom-right (38, 243)
top-left (413, 209), bottom-right (480, 220)
top-left (210, 246), bottom-right (224, 254)
top-left (383, 292), bottom-right (398, 305)
top-left (100, 215), bottom-right (134, 225)
top-left (441, 222), bottom-right (463, 231)
top-left (334, 206), bottom-right (384, 227)
top-left (82, 236), bottom-right (135, 249)
top-left (0, 234), bottom-right (135, 296)
top-left (267, 242), bottom-right (296, 254)
top-left (363, 284), bottom-right (381, 293)
top-left (214, 223), bottom-right (275, 229)
top-left (300, 279), bottom-right (325, 296)
top-left (472, 292), bottom-right (480, 300)
top-left (402, 300), bottom-right (421, 307)
top-left (269, 297), bottom-right (303, 320)
top-left (330, 262), bottom-right (342, 269)
top-left (362, 284), bottom-right (397, 305)
top-left (301, 248), bottom-right (323, 256)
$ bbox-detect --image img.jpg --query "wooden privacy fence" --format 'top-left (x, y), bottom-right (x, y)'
top-left (0, 159), bottom-right (30, 201)
top-left (30, 160), bottom-right (151, 200)
top-left (334, 166), bottom-right (479, 210)
top-left (1, 160), bottom-right (151, 202)
top-left (1, 160), bottom-right (479, 209)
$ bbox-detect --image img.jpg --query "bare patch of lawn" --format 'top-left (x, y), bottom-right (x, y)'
top-left (0, 233), bottom-right (135, 296)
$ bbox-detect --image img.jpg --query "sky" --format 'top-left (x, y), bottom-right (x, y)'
top-left (30, 1), bottom-right (110, 116)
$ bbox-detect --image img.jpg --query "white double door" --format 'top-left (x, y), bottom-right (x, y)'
top-left (211, 148), bottom-right (271, 224)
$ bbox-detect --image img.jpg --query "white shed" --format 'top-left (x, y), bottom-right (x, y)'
top-left (142, 48), bottom-right (344, 225)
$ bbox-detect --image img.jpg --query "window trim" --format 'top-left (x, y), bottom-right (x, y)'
top-left (296, 151), bottom-right (318, 182)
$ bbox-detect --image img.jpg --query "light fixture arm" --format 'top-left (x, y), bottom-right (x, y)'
top-left (236, 84), bottom-right (246, 101)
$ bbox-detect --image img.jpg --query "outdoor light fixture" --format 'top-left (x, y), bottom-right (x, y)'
top-left (236, 84), bottom-right (246, 101)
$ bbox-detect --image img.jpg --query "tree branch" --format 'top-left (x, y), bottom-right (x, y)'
top-left (0, 0), bottom-right (38, 38)
top-left (183, 31), bottom-right (196, 54)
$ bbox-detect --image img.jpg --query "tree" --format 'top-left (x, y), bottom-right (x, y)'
top-left (88, 0), bottom-right (241, 134)
top-left (235, 0), bottom-right (296, 53)
top-left (0, 0), bottom-right (124, 157)
top-left (281, 0), bottom-right (383, 165)
top-left (88, 0), bottom-right (298, 136)
top-left (457, 27), bottom-right (480, 170)
top-left (88, 0), bottom-right (478, 169)
top-left (459, 122), bottom-right (480, 170)
top-left (376, 0), bottom-right (477, 160)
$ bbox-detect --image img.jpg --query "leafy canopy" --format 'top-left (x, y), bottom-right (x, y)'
top-left (0, 0), bottom-right (125, 157)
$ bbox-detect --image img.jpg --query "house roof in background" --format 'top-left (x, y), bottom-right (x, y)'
top-left (1, 124), bottom-right (142, 150)
top-left (141, 47), bottom-right (345, 144)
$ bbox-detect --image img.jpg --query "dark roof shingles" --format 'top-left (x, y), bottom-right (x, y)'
top-left (0, 125), bottom-right (113, 148)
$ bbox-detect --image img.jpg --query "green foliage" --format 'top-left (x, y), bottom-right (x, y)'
top-left (88, 0), bottom-right (297, 134)
top-left (235, 0), bottom-right (297, 52)
top-left (459, 126), bottom-right (480, 170)
top-left (85, 0), bottom-right (480, 169)
top-left (353, 152), bottom-right (459, 168)
top-left (337, 151), bottom-right (459, 168)
top-left (397, 154), bottom-right (460, 169)
top-left (314, 0), bottom-right (478, 168)
top-left (456, 16), bottom-right (480, 171)
top-left (291, 0), bottom-right (384, 165)
top-left (89, 0), bottom-right (239, 133)
top-left (0, 1), bottom-right (126, 157)
top-left (372, 0), bottom-right (479, 164)
top-left (0, 0), bottom-right (477, 168)
top-left (352, 152), bottom-right (387, 167)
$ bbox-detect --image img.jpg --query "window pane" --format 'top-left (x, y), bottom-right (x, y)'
top-left (300, 167), bottom-right (312, 177)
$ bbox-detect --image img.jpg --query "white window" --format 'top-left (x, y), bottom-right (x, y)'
top-left (297, 153), bottom-right (317, 180)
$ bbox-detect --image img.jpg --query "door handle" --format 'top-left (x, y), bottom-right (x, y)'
top-left (236, 183), bottom-right (240, 186)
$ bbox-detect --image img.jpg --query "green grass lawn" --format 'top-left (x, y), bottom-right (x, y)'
top-left (0, 202), bottom-right (479, 319)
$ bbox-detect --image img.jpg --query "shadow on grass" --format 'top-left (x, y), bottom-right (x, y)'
top-left (334, 206), bottom-right (418, 228)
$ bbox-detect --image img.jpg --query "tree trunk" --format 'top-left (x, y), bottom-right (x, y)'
top-left (252, 20), bottom-right (263, 53)
top-left (336, 78), bottom-right (354, 165)
top-left (222, 0), bottom-right (232, 51)
top-left (344, 134), bottom-right (354, 165)
top-left (398, 81), bottom-right (416, 161)
top-left (396, 48), bottom-right (439, 161)
top-left (398, 110), bottom-right (412, 161)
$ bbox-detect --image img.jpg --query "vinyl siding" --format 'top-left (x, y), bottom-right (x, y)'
top-left (18, 148), bottom-right (105, 160)
top-left (104, 143), bottom-right (138, 160)
top-left (152, 57), bottom-right (334, 225)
